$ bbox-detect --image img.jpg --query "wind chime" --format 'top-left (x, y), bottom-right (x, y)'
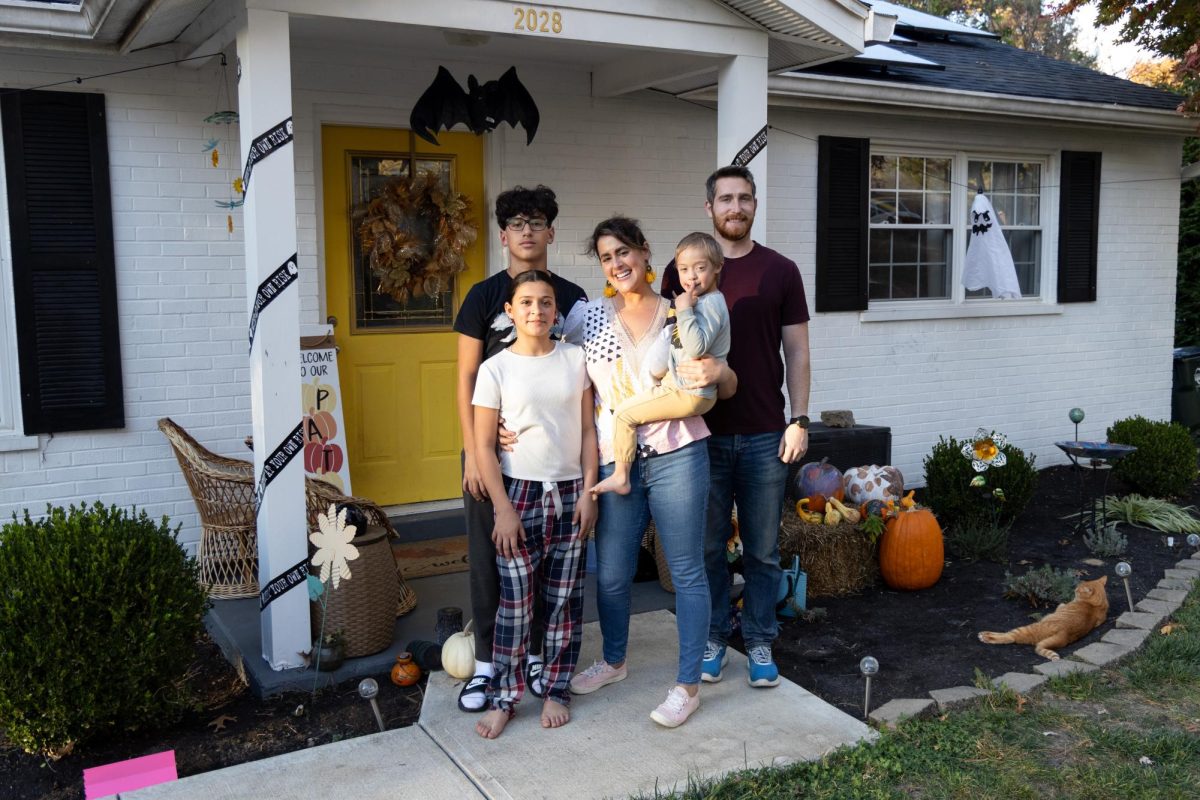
top-left (202, 54), bottom-right (242, 234)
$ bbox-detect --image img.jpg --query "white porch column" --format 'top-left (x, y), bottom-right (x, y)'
top-left (717, 54), bottom-right (769, 244)
top-left (236, 8), bottom-right (309, 670)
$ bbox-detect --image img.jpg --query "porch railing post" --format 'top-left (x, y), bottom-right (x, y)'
top-left (717, 51), bottom-right (769, 244)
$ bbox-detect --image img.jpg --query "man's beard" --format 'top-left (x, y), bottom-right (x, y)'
top-left (714, 214), bottom-right (752, 241)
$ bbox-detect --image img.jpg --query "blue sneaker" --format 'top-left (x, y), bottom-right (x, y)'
top-left (701, 641), bottom-right (727, 683)
top-left (747, 645), bottom-right (780, 687)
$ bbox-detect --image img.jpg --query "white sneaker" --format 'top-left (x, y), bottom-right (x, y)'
top-left (650, 686), bottom-right (699, 728)
top-left (569, 660), bottom-right (627, 695)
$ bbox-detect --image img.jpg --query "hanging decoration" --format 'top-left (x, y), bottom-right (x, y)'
top-left (202, 56), bottom-right (242, 234)
top-left (963, 192), bottom-right (1021, 299)
top-left (356, 171), bottom-right (478, 305)
top-left (409, 65), bottom-right (539, 145)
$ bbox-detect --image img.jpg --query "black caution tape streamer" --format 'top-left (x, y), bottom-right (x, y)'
top-left (253, 423), bottom-right (305, 514)
top-left (259, 558), bottom-right (309, 610)
top-left (731, 125), bottom-right (768, 167)
top-left (247, 255), bottom-right (299, 354)
top-left (242, 117), bottom-right (294, 193)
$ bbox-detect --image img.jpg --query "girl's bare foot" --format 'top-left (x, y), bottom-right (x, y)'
top-left (541, 698), bottom-right (570, 728)
top-left (590, 474), bottom-right (631, 497)
top-left (475, 708), bottom-right (512, 739)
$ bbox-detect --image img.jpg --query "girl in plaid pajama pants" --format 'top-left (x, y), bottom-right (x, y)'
top-left (472, 270), bottom-right (598, 739)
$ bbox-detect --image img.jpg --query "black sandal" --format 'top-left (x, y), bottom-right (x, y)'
top-left (526, 660), bottom-right (547, 698)
top-left (458, 674), bottom-right (491, 712)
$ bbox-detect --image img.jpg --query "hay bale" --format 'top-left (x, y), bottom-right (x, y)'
top-left (779, 504), bottom-right (877, 597)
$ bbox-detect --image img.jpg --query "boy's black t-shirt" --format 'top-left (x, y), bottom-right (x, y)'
top-left (454, 269), bottom-right (588, 359)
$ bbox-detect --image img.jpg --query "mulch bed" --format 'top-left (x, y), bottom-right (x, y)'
top-left (3, 464), bottom-right (1197, 799)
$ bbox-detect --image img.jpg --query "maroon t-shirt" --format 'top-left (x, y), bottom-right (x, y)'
top-left (663, 242), bottom-right (810, 435)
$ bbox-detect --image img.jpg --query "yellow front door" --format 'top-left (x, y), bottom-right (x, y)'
top-left (322, 126), bottom-right (484, 505)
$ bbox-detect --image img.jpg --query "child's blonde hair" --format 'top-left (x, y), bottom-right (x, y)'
top-left (675, 232), bottom-right (724, 270)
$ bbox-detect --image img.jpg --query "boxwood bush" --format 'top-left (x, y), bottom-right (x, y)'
top-left (923, 433), bottom-right (1038, 532)
top-left (0, 504), bottom-right (209, 757)
top-left (1106, 416), bottom-right (1199, 498)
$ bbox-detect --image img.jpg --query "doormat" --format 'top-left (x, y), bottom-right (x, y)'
top-left (392, 535), bottom-right (469, 579)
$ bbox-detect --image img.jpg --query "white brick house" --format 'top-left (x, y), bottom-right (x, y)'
top-left (0, 0), bottom-right (1189, 664)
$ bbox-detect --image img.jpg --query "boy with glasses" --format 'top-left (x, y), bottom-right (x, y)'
top-left (454, 185), bottom-right (588, 713)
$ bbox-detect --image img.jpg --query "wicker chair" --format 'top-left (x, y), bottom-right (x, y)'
top-left (158, 417), bottom-right (416, 616)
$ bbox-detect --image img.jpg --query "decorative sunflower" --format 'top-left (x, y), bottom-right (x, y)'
top-left (309, 504), bottom-right (360, 590)
top-left (962, 427), bottom-right (1008, 472)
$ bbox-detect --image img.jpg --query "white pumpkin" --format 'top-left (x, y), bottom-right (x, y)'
top-left (441, 619), bottom-right (476, 680)
top-left (842, 465), bottom-right (904, 505)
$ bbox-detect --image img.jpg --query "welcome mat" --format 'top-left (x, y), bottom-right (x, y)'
top-left (392, 535), bottom-right (469, 579)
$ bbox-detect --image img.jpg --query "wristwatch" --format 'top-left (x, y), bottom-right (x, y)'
top-left (788, 415), bottom-right (810, 429)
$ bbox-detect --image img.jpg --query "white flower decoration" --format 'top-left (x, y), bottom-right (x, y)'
top-left (962, 427), bottom-right (1008, 472)
top-left (309, 504), bottom-right (359, 589)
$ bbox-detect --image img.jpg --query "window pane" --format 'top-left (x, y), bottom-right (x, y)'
top-left (891, 264), bottom-right (918, 298)
top-left (926, 191), bottom-right (950, 225)
top-left (870, 191), bottom-right (897, 224)
top-left (892, 230), bottom-right (919, 264)
top-left (899, 157), bottom-right (924, 190)
top-left (871, 155), bottom-right (897, 189)
top-left (869, 229), bottom-right (890, 263)
top-left (969, 161), bottom-right (988, 195)
top-left (898, 192), bottom-right (923, 224)
top-left (1006, 230), bottom-right (1041, 296)
top-left (1016, 195), bottom-right (1039, 226)
top-left (1017, 162), bottom-right (1041, 192)
top-left (920, 264), bottom-right (949, 298)
top-left (992, 162), bottom-right (1015, 192)
top-left (921, 229), bottom-right (948, 264)
top-left (926, 159), bottom-right (951, 190)
top-left (992, 195), bottom-right (1014, 226)
top-left (869, 264), bottom-right (890, 299)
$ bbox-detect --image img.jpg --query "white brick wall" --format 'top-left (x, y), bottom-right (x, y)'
top-left (0, 40), bottom-right (1184, 548)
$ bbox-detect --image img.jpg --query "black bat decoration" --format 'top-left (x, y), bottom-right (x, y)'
top-left (410, 66), bottom-right (539, 146)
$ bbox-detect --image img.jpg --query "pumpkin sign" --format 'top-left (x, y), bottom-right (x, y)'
top-left (878, 508), bottom-right (944, 591)
top-left (303, 409), bottom-right (338, 444)
top-left (795, 457), bottom-right (844, 512)
top-left (304, 441), bottom-right (344, 474)
top-left (843, 465), bottom-right (904, 505)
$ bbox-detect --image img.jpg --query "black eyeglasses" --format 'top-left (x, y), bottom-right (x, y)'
top-left (505, 217), bottom-right (549, 232)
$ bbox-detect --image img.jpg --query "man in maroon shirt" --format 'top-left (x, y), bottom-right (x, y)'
top-left (664, 165), bottom-right (811, 687)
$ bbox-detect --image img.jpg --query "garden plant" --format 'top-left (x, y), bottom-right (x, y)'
top-left (1106, 416), bottom-right (1199, 498)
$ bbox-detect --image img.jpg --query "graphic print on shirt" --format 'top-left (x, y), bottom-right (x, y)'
top-left (582, 304), bottom-right (620, 364)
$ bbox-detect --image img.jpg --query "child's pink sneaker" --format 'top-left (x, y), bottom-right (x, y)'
top-left (650, 686), bottom-right (699, 728)
top-left (569, 660), bottom-right (627, 695)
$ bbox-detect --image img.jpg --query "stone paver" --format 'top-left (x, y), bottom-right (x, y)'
top-left (1136, 598), bottom-right (1180, 616)
top-left (991, 672), bottom-right (1048, 694)
top-left (928, 686), bottom-right (989, 713)
top-left (1174, 559), bottom-right (1200, 571)
top-left (1033, 660), bottom-right (1099, 677)
top-left (1158, 578), bottom-right (1195, 591)
top-left (869, 698), bottom-right (936, 729)
top-left (1116, 610), bottom-right (1165, 630)
top-left (1073, 642), bottom-right (1134, 666)
top-left (1146, 588), bottom-right (1188, 603)
top-left (1102, 628), bottom-right (1151, 648)
top-left (1163, 569), bottom-right (1199, 582)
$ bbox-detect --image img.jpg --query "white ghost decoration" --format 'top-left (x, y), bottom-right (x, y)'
top-left (963, 193), bottom-right (1021, 300)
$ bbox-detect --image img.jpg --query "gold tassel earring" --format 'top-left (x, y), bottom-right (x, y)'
top-left (604, 281), bottom-right (616, 298)
top-left (645, 267), bottom-right (656, 285)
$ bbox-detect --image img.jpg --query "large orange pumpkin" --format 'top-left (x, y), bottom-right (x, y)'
top-left (878, 508), bottom-right (944, 590)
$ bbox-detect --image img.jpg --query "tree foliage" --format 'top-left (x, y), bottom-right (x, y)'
top-left (894, 1), bottom-right (1098, 66)
top-left (1178, 136), bottom-right (1200, 347)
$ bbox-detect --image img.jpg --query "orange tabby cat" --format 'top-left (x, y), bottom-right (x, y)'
top-left (978, 576), bottom-right (1109, 660)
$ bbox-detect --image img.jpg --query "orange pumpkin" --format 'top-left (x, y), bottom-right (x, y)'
top-left (878, 508), bottom-right (944, 591)
top-left (390, 652), bottom-right (422, 687)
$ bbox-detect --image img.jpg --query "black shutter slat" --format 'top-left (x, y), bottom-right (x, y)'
top-left (1057, 150), bottom-right (1101, 303)
top-left (2, 90), bottom-right (124, 433)
top-left (816, 136), bottom-right (870, 312)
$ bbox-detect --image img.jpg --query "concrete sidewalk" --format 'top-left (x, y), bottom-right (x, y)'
top-left (125, 611), bottom-right (874, 800)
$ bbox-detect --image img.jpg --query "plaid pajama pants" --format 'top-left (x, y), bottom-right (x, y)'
top-left (492, 475), bottom-right (586, 712)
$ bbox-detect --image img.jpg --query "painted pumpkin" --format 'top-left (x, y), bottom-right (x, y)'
top-left (878, 508), bottom-right (944, 591)
top-left (302, 409), bottom-right (338, 444)
top-left (304, 441), bottom-right (344, 474)
top-left (441, 620), bottom-right (476, 680)
top-left (390, 652), bottom-right (422, 687)
top-left (302, 377), bottom-right (338, 414)
top-left (843, 464), bottom-right (904, 506)
top-left (795, 457), bottom-right (844, 512)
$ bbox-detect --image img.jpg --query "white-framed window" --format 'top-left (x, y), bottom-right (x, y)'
top-left (867, 147), bottom-right (1053, 309)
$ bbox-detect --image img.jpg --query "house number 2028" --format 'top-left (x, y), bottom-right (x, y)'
top-left (513, 7), bottom-right (563, 34)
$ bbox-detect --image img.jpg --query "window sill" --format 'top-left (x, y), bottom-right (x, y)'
top-left (0, 433), bottom-right (39, 453)
top-left (859, 301), bottom-right (1064, 323)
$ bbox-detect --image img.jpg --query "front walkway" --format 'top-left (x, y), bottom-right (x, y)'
top-left (124, 611), bottom-right (874, 800)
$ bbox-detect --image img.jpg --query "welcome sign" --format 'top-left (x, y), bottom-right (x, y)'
top-left (300, 340), bottom-right (352, 495)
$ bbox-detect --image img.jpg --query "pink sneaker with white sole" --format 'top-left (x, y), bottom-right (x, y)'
top-left (569, 660), bottom-right (627, 695)
top-left (650, 686), bottom-right (699, 728)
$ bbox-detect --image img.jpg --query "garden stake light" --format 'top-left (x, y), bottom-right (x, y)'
top-left (1188, 533), bottom-right (1200, 555)
top-left (358, 678), bottom-right (386, 732)
top-left (1115, 561), bottom-right (1134, 612)
top-left (1069, 407), bottom-right (1084, 440)
top-left (860, 656), bottom-right (879, 720)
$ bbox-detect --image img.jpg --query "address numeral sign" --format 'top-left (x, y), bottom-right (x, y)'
top-left (513, 6), bottom-right (563, 34)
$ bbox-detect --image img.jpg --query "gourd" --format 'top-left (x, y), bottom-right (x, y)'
top-left (795, 457), bottom-right (844, 512)
top-left (390, 652), bottom-right (422, 687)
top-left (827, 496), bottom-right (861, 525)
top-left (794, 498), bottom-right (824, 525)
top-left (878, 508), bottom-right (944, 591)
top-left (441, 620), bottom-right (476, 680)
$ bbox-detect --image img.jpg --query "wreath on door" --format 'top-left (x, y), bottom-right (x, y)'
top-left (356, 171), bottom-right (478, 305)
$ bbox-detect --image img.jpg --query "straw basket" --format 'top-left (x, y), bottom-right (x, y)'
top-left (311, 525), bottom-right (399, 658)
top-left (641, 521), bottom-right (674, 593)
top-left (778, 503), bottom-right (877, 597)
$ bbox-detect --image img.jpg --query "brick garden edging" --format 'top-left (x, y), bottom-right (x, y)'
top-left (868, 557), bottom-right (1200, 729)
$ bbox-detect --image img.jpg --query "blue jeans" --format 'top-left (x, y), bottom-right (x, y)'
top-left (706, 432), bottom-right (788, 648)
top-left (593, 440), bottom-right (711, 686)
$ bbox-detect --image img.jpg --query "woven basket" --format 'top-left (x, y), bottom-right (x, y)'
top-left (778, 503), bottom-right (877, 597)
top-left (641, 521), bottom-right (674, 594)
top-left (311, 525), bottom-right (398, 658)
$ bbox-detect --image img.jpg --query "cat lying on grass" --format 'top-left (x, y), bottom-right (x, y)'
top-left (978, 576), bottom-right (1109, 660)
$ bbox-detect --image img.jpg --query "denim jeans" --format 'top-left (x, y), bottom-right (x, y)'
top-left (593, 440), bottom-right (711, 686)
top-left (705, 432), bottom-right (788, 648)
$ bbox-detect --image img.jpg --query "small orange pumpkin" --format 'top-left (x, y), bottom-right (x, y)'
top-left (390, 652), bottom-right (422, 687)
top-left (878, 508), bottom-right (944, 591)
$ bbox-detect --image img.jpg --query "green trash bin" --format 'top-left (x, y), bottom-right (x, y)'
top-left (1172, 346), bottom-right (1200, 430)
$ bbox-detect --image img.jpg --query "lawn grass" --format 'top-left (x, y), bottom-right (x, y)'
top-left (639, 580), bottom-right (1200, 800)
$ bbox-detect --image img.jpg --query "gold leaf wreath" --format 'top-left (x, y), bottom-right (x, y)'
top-left (356, 171), bottom-right (478, 305)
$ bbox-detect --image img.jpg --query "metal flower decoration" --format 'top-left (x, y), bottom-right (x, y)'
top-left (962, 428), bottom-right (1007, 472)
top-left (309, 503), bottom-right (360, 589)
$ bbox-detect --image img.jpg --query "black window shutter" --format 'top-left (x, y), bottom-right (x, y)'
top-left (2, 90), bottom-right (124, 433)
top-left (816, 136), bottom-right (869, 312)
top-left (1057, 150), bottom-right (1101, 303)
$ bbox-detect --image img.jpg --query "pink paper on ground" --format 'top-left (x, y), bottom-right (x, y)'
top-left (83, 750), bottom-right (177, 799)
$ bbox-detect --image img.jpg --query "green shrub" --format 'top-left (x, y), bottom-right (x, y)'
top-left (944, 518), bottom-right (1010, 563)
top-left (1107, 416), bottom-right (1199, 498)
top-left (0, 504), bottom-right (210, 757)
top-left (923, 434), bottom-right (1038, 531)
top-left (1082, 521), bottom-right (1128, 558)
top-left (1002, 565), bottom-right (1077, 608)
